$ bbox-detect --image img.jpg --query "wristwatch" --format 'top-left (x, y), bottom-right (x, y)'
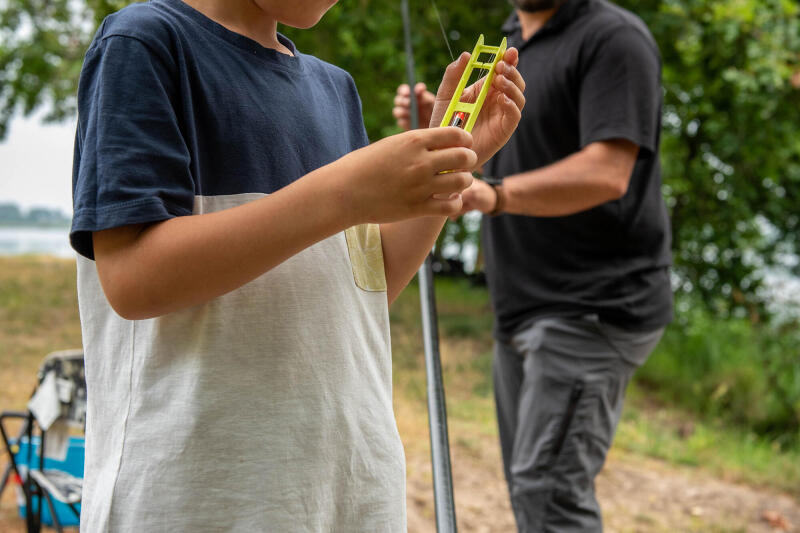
top-left (473, 172), bottom-right (505, 216)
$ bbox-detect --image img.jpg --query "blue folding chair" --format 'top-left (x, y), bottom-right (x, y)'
top-left (1, 349), bottom-right (85, 532)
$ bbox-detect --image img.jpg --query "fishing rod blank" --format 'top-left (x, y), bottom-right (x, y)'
top-left (400, 1), bottom-right (458, 531)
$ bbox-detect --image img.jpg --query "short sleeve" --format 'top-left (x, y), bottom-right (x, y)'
top-left (578, 26), bottom-right (661, 154)
top-left (71, 34), bottom-right (194, 260)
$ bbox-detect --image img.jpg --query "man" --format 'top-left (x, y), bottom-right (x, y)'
top-left (393, 0), bottom-right (672, 530)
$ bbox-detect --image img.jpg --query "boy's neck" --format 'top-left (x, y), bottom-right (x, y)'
top-left (182, 0), bottom-right (293, 55)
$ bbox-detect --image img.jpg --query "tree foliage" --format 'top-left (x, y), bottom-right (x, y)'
top-left (617, 0), bottom-right (800, 320)
top-left (1, 0), bottom-right (799, 318)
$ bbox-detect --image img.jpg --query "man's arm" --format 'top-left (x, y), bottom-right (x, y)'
top-left (460, 139), bottom-right (639, 217)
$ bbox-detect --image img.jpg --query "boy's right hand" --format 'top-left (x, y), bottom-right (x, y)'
top-left (332, 127), bottom-right (476, 224)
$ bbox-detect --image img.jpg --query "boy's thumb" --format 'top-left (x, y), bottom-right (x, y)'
top-left (436, 52), bottom-right (470, 103)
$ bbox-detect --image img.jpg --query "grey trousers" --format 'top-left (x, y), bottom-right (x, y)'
top-left (493, 315), bottom-right (664, 532)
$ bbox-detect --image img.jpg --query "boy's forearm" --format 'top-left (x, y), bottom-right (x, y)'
top-left (380, 216), bottom-right (447, 305)
top-left (93, 166), bottom-right (356, 320)
top-left (94, 128), bottom-right (475, 319)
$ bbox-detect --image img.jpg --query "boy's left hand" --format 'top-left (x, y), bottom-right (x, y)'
top-left (393, 48), bottom-right (525, 168)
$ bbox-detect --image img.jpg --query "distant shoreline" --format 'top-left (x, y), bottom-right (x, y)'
top-left (0, 225), bottom-right (74, 258)
top-left (0, 222), bottom-right (71, 229)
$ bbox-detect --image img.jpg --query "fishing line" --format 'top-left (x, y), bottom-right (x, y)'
top-left (430, 0), bottom-right (455, 62)
top-left (429, 0), bottom-right (494, 111)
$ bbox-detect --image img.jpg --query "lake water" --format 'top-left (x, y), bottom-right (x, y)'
top-left (0, 226), bottom-right (74, 259)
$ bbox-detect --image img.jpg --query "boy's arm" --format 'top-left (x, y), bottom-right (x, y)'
top-left (380, 215), bottom-right (448, 304)
top-left (381, 49), bottom-right (525, 304)
top-left (94, 128), bottom-right (476, 320)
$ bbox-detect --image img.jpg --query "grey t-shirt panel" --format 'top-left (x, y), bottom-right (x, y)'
top-left (78, 195), bottom-right (405, 531)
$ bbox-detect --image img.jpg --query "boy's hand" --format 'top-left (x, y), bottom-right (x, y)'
top-left (334, 127), bottom-right (477, 223)
top-left (433, 49), bottom-right (525, 168)
top-left (392, 49), bottom-right (525, 169)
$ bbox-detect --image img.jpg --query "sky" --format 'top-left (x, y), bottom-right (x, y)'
top-left (0, 112), bottom-right (78, 215)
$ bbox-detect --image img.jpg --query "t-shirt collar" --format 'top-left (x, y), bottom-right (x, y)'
top-left (158, 0), bottom-right (301, 70)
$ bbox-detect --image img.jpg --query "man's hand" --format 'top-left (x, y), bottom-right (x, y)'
top-left (392, 48), bottom-right (525, 168)
top-left (393, 82), bottom-right (435, 131)
top-left (457, 178), bottom-right (497, 217)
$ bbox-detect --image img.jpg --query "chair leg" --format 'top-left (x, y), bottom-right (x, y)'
top-left (41, 489), bottom-right (64, 533)
top-left (25, 479), bottom-right (41, 533)
top-left (67, 502), bottom-right (81, 520)
top-left (24, 415), bottom-right (40, 533)
top-left (0, 462), bottom-right (11, 496)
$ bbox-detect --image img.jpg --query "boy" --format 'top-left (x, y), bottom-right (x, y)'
top-left (71, 0), bottom-right (524, 530)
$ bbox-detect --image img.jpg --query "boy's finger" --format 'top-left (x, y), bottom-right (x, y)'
top-left (397, 83), bottom-right (410, 96)
top-left (463, 76), bottom-right (486, 103)
top-left (496, 61), bottom-right (526, 93)
top-left (429, 171), bottom-right (474, 194)
top-left (497, 91), bottom-right (523, 123)
top-left (428, 146), bottom-right (478, 174)
top-left (502, 47), bottom-right (519, 68)
top-left (493, 74), bottom-right (525, 111)
top-left (423, 194), bottom-right (463, 217)
top-left (436, 52), bottom-right (470, 102)
top-left (418, 125), bottom-right (474, 149)
top-left (393, 107), bottom-right (410, 119)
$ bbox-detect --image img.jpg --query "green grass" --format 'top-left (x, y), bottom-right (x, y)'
top-left (638, 306), bottom-right (800, 449)
top-left (0, 256), bottom-right (83, 413)
top-left (616, 383), bottom-right (800, 494)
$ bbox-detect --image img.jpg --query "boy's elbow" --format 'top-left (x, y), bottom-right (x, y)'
top-left (93, 225), bottom-right (162, 320)
top-left (97, 272), bottom-right (157, 321)
top-left (109, 298), bottom-right (155, 322)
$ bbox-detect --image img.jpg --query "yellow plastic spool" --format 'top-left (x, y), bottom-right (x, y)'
top-left (439, 34), bottom-right (508, 132)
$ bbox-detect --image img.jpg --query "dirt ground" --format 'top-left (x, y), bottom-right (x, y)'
top-left (405, 434), bottom-right (800, 533)
top-left (3, 439), bottom-right (797, 533)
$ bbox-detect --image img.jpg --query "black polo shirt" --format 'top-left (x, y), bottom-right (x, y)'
top-left (483, 0), bottom-right (673, 340)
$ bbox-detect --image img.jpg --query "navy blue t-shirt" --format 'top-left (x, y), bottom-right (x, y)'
top-left (71, 0), bottom-right (369, 260)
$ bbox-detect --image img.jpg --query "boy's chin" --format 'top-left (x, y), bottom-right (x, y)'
top-left (259, 0), bottom-right (338, 29)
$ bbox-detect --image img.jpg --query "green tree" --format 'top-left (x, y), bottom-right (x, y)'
top-left (616, 0), bottom-right (800, 319)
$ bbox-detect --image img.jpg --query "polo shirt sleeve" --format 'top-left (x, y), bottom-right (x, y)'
top-left (71, 34), bottom-right (194, 260)
top-left (578, 25), bottom-right (661, 154)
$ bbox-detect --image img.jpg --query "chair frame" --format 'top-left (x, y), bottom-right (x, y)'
top-left (1, 349), bottom-right (85, 533)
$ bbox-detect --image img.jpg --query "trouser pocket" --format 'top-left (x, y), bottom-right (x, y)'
top-left (549, 380), bottom-right (584, 464)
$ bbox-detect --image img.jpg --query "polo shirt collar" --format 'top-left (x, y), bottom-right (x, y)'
top-left (502, 0), bottom-right (590, 44)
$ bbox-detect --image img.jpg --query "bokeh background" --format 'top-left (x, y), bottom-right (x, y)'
top-left (1, 1), bottom-right (799, 531)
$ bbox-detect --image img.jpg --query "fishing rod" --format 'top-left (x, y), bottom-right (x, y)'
top-left (400, 3), bottom-right (507, 529)
top-left (400, 1), bottom-right (457, 531)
